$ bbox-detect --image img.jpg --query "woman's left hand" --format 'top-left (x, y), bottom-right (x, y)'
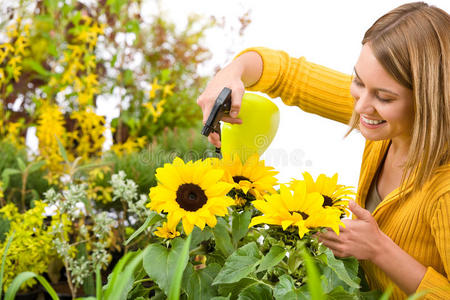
top-left (317, 200), bottom-right (386, 261)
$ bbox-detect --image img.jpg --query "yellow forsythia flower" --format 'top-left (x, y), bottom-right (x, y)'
top-left (36, 102), bottom-right (67, 181)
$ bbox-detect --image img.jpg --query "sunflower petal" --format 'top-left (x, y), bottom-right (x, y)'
top-left (281, 219), bottom-right (293, 230)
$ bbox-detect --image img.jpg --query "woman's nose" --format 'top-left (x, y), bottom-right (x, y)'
top-left (354, 91), bottom-right (375, 115)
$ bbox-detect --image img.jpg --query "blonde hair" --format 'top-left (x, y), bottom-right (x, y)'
top-left (347, 2), bottom-right (450, 196)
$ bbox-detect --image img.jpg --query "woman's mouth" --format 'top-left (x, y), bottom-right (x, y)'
top-left (360, 115), bottom-right (386, 128)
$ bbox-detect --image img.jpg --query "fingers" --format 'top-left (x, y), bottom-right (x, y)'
top-left (349, 200), bottom-right (372, 221)
top-left (317, 231), bottom-right (350, 258)
top-left (321, 241), bottom-right (348, 258)
top-left (221, 116), bottom-right (243, 124)
top-left (208, 133), bottom-right (221, 148)
top-left (229, 85), bottom-right (244, 118)
top-left (317, 228), bottom-right (341, 242)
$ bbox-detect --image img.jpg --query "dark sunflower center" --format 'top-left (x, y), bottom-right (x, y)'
top-left (299, 211), bottom-right (309, 220)
top-left (176, 183), bottom-right (207, 212)
top-left (322, 195), bottom-right (334, 207)
top-left (233, 175), bottom-right (251, 184)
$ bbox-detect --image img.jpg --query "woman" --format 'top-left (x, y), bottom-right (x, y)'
top-left (197, 2), bottom-right (449, 299)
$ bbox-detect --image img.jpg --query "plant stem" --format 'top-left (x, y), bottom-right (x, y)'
top-left (20, 170), bottom-right (28, 212)
top-left (126, 231), bottom-right (147, 249)
top-left (132, 278), bottom-right (153, 286)
top-left (189, 245), bottom-right (204, 256)
top-left (60, 228), bottom-right (76, 299)
top-left (121, 200), bottom-right (129, 254)
top-left (70, 238), bottom-right (91, 247)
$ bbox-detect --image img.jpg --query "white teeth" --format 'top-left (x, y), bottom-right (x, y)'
top-left (362, 116), bottom-right (385, 125)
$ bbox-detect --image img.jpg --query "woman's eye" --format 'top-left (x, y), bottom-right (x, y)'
top-left (352, 79), bottom-right (364, 87)
top-left (376, 95), bottom-right (392, 103)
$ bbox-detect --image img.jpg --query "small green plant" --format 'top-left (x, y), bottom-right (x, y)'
top-left (44, 184), bottom-right (115, 298)
top-left (0, 201), bottom-right (57, 293)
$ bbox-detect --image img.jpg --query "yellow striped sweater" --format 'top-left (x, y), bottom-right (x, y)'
top-left (237, 47), bottom-right (450, 299)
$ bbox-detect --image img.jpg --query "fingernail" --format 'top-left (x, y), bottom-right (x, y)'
top-left (230, 110), bottom-right (238, 118)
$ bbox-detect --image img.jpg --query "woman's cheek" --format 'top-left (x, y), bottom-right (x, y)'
top-left (350, 82), bottom-right (360, 101)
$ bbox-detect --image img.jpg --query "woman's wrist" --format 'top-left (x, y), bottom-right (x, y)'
top-left (370, 231), bottom-right (427, 294)
top-left (371, 231), bottom-right (393, 265)
top-left (232, 51), bottom-right (263, 87)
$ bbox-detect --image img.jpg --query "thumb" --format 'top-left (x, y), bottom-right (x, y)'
top-left (349, 200), bottom-right (372, 221)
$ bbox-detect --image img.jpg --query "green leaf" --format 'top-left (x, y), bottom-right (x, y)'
top-left (124, 212), bottom-right (161, 246)
top-left (111, 54), bottom-right (118, 67)
top-left (301, 247), bottom-right (324, 300)
top-left (125, 20), bottom-right (140, 34)
top-left (102, 252), bottom-right (136, 298)
top-left (273, 274), bottom-right (309, 300)
top-left (238, 283), bottom-right (273, 300)
top-left (143, 238), bottom-right (187, 296)
top-left (1, 168), bottom-right (21, 189)
top-left (0, 214), bottom-right (11, 243)
top-left (103, 249), bottom-right (147, 300)
top-left (123, 69), bottom-right (134, 86)
top-left (56, 136), bottom-right (69, 164)
top-left (22, 59), bottom-right (51, 77)
top-left (43, 0), bottom-right (58, 13)
top-left (378, 286), bottom-right (393, 300)
top-left (4, 271), bottom-right (58, 300)
top-left (183, 263), bottom-right (220, 300)
top-left (217, 278), bottom-right (258, 298)
top-left (359, 290), bottom-right (382, 300)
top-left (0, 232), bottom-right (14, 299)
top-left (326, 286), bottom-right (358, 300)
top-left (212, 218), bottom-right (234, 257)
top-left (168, 235), bottom-right (191, 300)
top-left (5, 84), bottom-right (13, 97)
top-left (287, 250), bottom-right (303, 274)
top-left (107, 0), bottom-right (127, 15)
top-left (318, 247), bottom-right (359, 289)
top-left (256, 245), bottom-right (286, 273)
top-left (160, 69), bottom-right (171, 83)
top-left (231, 210), bottom-right (252, 246)
top-left (27, 160), bottom-right (46, 174)
top-left (96, 265), bottom-right (102, 300)
top-left (213, 242), bottom-right (262, 285)
top-left (190, 226), bottom-right (213, 249)
top-left (16, 157), bottom-right (26, 172)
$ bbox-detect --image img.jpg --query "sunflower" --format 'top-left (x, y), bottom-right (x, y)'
top-left (210, 153), bottom-right (278, 205)
top-left (290, 172), bottom-right (354, 216)
top-left (148, 157), bottom-right (234, 235)
top-left (154, 222), bottom-right (180, 239)
top-left (249, 183), bottom-right (344, 238)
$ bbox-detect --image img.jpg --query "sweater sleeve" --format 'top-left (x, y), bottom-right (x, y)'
top-left (417, 192), bottom-right (450, 299)
top-left (236, 47), bottom-right (354, 125)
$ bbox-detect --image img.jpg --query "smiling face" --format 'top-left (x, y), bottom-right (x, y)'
top-left (350, 44), bottom-right (415, 143)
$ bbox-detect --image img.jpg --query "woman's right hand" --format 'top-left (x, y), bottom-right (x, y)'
top-left (197, 51), bottom-right (263, 147)
top-left (197, 64), bottom-right (245, 147)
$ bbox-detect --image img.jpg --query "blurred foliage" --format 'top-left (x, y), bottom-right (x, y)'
top-left (0, 141), bottom-right (49, 210)
top-left (0, 0), bottom-right (250, 206)
top-left (0, 0), bottom-right (251, 293)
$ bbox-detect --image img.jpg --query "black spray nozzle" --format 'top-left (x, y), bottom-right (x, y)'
top-left (201, 87), bottom-right (232, 137)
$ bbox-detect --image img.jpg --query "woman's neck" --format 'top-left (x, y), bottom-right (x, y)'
top-left (389, 137), bottom-right (411, 168)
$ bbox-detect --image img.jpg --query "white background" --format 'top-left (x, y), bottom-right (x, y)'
top-left (155, 0), bottom-right (450, 188)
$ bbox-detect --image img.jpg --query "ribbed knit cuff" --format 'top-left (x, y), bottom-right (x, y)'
top-left (416, 267), bottom-right (450, 299)
top-left (234, 47), bottom-right (284, 92)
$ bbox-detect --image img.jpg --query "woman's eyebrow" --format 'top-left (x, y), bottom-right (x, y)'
top-left (353, 67), bottom-right (361, 79)
top-left (353, 67), bottom-right (399, 96)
